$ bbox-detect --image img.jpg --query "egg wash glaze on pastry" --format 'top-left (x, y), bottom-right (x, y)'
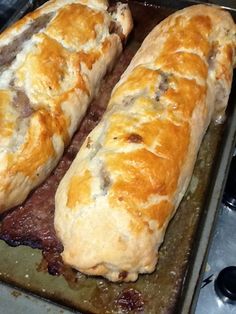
top-left (0, 0), bottom-right (133, 212)
top-left (55, 4), bottom-right (236, 282)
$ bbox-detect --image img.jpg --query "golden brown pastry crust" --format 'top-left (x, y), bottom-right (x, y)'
top-left (0, 0), bottom-right (133, 212)
top-left (55, 4), bottom-right (236, 281)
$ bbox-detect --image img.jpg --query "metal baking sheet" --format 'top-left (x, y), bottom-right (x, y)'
top-left (0, 0), bottom-right (33, 32)
top-left (0, 1), bottom-right (236, 313)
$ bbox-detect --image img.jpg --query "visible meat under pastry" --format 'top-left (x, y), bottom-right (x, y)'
top-left (55, 5), bottom-right (236, 282)
top-left (0, 0), bottom-right (133, 213)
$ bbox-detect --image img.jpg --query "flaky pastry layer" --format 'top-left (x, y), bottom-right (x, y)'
top-left (0, 0), bottom-right (133, 212)
top-left (55, 4), bottom-right (236, 281)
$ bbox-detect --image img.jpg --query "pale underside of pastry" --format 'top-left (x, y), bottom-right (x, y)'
top-left (55, 4), bottom-right (236, 282)
top-left (0, 0), bottom-right (133, 213)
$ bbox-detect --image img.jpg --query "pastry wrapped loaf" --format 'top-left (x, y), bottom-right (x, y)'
top-left (0, 0), bottom-right (133, 213)
top-left (55, 5), bottom-right (236, 282)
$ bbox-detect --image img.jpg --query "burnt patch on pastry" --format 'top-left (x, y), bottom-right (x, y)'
top-left (12, 89), bottom-right (34, 118)
top-left (0, 13), bottom-right (53, 70)
top-left (109, 20), bottom-right (118, 34)
top-left (116, 288), bottom-right (144, 312)
top-left (100, 165), bottom-right (111, 193)
top-left (127, 133), bottom-right (143, 143)
top-left (118, 271), bottom-right (128, 280)
top-left (109, 20), bottom-right (125, 44)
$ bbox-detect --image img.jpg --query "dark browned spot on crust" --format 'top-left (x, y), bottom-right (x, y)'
top-left (127, 133), bottom-right (143, 143)
top-left (109, 19), bottom-right (125, 45)
top-left (118, 271), bottom-right (128, 280)
top-left (109, 21), bottom-right (117, 34)
top-left (117, 288), bottom-right (144, 312)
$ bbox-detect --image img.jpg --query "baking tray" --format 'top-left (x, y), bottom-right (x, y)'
top-left (0, 0), bottom-right (33, 32)
top-left (0, 0), bottom-right (236, 313)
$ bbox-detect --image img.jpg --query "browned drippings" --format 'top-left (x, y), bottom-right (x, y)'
top-left (116, 288), bottom-right (145, 312)
top-left (0, 2), bottom-right (232, 314)
top-left (127, 133), bottom-right (143, 143)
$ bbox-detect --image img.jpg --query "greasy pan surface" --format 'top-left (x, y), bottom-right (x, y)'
top-left (0, 1), bottom-right (235, 313)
